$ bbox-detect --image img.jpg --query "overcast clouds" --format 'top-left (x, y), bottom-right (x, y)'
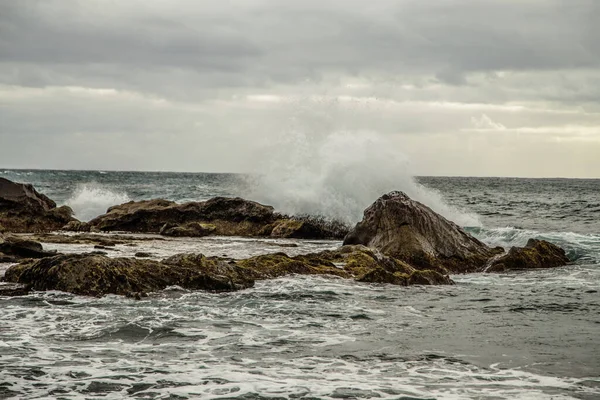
top-left (1, 0), bottom-right (599, 177)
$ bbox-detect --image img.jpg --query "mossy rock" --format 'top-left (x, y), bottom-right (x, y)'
top-left (4, 253), bottom-right (254, 296)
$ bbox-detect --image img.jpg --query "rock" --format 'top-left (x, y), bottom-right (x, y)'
top-left (0, 178), bottom-right (77, 232)
top-left (159, 222), bottom-right (216, 237)
top-left (485, 239), bottom-right (570, 272)
top-left (88, 196), bottom-right (349, 239)
top-left (343, 191), bottom-right (500, 273)
top-left (4, 253), bottom-right (255, 296)
top-left (0, 234), bottom-right (57, 259)
top-left (237, 252), bottom-right (349, 279)
top-left (0, 283), bottom-right (31, 297)
top-left (89, 197), bottom-right (276, 235)
top-left (134, 252), bottom-right (153, 258)
top-left (270, 217), bottom-right (350, 239)
top-left (62, 220), bottom-right (91, 232)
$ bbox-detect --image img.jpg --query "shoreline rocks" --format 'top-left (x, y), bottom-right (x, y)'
top-left (2, 245), bottom-right (454, 297)
top-left (88, 197), bottom-right (350, 239)
top-left (0, 177), bottom-right (76, 233)
top-left (344, 191), bottom-right (569, 274)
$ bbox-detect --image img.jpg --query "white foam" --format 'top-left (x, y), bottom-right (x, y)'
top-left (245, 129), bottom-right (480, 227)
top-left (65, 184), bottom-right (131, 221)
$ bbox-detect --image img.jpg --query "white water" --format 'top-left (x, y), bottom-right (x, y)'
top-left (246, 128), bottom-right (480, 227)
top-left (65, 184), bottom-right (131, 222)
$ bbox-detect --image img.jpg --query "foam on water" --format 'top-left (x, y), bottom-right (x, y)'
top-left (65, 184), bottom-right (131, 221)
top-left (245, 129), bottom-right (480, 227)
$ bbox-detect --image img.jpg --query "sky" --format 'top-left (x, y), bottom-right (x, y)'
top-left (1, 0), bottom-right (599, 178)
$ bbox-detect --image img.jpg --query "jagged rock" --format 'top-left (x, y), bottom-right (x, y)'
top-left (485, 239), bottom-right (570, 272)
top-left (343, 191), bottom-right (502, 273)
top-left (89, 196), bottom-right (348, 239)
top-left (0, 178), bottom-right (77, 232)
top-left (159, 222), bottom-right (216, 237)
top-left (89, 197), bottom-right (277, 235)
top-left (4, 253), bottom-right (255, 296)
top-left (0, 234), bottom-right (57, 259)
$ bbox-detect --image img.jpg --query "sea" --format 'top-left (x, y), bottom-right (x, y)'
top-left (0, 169), bottom-right (598, 400)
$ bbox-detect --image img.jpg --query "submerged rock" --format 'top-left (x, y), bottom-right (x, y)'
top-left (0, 178), bottom-right (77, 232)
top-left (343, 191), bottom-right (499, 273)
top-left (4, 253), bottom-right (254, 296)
top-left (486, 239), bottom-right (570, 272)
top-left (89, 197), bottom-right (348, 239)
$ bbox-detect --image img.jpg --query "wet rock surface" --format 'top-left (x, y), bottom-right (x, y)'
top-left (0, 234), bottom-right (57, 260)
top-left (486, 239), bottom-right (570, 272)
top-left (89, 197), bottom-right (348, 239)
top-left (0, 178), bottom-right (77, 232)
top-left (343, 191), bottom-right (500, 273)
top-left (2, 245), bottom-right (454, 297)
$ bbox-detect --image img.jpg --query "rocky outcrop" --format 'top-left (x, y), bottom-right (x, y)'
top-left (62, 220), bottom-right (92, 232)
top-left (0, 178), bottom-right (77, 233)
top-left (485, 239), bottom-right (570, 272)
top-left (344, 191), bottom-right (569, 274)
top-left (0, 234), bottom-right (57, 261)
top-left (2, 245), bottom-right (454, 297)
top-left (89, 197), bottom-right (348, 239)
top-left (343, 191), bottom-right (501, 273)
top-left (4, 253), bottom-right (255, 297)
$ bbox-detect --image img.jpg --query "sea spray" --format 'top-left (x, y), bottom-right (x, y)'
top-left (65, 184), bottom-right (130, 221)
top-left (243, 109), bottom-right (480, 227)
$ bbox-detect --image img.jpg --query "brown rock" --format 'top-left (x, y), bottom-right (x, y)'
top-left (343, 191), bottom-right (499, 273)
top-left (485, 239), bottom-right (570, 272)
top-left (4, 253), bottom-right (255, 296)
top-left (0, 178), bottom-right (77, 232)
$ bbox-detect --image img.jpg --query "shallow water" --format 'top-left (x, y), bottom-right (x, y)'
top-left (1, 170), bottom-right (599, 399)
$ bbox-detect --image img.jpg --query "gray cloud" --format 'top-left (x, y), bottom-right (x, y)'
top-left (0, 0), bottom-right (599, 177)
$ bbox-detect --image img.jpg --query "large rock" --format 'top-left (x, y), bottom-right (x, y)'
top-left (4, 253), bottom-right (254, 296)
top-left (343, 191), bottom-right (500, 273)
top-left (2, 245), bottom-right (454, 297)
top-left (89, 197), bottom-right (348, 239)
top-left (485, 239), bottom-right (570, 272)
top-left (0, 234), bottom-right (57, 261)
top-left (0, 178), bottom-right (76, 232)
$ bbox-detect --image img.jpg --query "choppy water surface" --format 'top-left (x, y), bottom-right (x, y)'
top-left (1, 170), bottom-right (599, 399)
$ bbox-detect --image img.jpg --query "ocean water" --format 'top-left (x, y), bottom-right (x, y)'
top-left (0, 169), bottom-right (599, 400)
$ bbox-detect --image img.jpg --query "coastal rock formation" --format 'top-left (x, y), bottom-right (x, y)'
top-left (4, 253), bottom-right (255, 297)
top-left (2, 245), bottom-right (453, 297)
top-left (89, 197), bottom-right (348, 239)
top-left (344, 191), bottom-right (569, 274)
top-left (0, 234), bottom-right (57, 261)
top-left (343, 191), bottom-right (500, 273)
top-left (485, 239), bottom-right (570, 272)
top-left (0, 178), bottom-right (76, 232)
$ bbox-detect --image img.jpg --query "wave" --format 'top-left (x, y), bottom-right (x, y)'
top-left (65, 184), bottom-right (131, 222)
top-left (243, 128), bottom-right (480, 227)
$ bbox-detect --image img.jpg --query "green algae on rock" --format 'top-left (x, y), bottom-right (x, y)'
top-left (486, 239), bottom-right (570, 272)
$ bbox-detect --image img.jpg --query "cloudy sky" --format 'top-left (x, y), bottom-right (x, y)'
top-left (1, 0), bottom-right (599, 177)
